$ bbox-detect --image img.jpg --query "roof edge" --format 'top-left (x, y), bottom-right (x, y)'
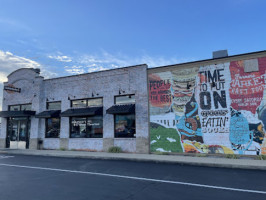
top-left (44, 64), bottom-right (147, 81)
top-left (148, 50), bottom-right (266, 72)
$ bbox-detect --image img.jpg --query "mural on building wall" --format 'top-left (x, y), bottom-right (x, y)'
top-left (149, 57), bottom-right (266, 155)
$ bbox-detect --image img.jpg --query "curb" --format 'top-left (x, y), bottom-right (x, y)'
top-left (1, 150), bottom-right (266, 171)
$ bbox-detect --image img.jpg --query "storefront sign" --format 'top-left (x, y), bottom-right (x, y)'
top-left (4, 85), bottom-right (21, 93)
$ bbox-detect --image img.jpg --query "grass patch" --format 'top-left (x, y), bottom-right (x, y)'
top-left (150, 126), bottom-right (183, 153)
top-left (108, 146), bottom-right (122, 153)
top-left (195, 153), bottom-right (207, 157)
top-left (256, 155), bottom-right (266, 160)
top-left (225, 154), bottom-right (239, 159)
top-left (154, 151), bottom-right (170, 155)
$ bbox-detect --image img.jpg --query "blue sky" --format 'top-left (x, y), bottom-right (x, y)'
top-left (0, 0), bottom-right (266, 82)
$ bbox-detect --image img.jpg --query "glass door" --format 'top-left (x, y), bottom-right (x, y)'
top-left (7, 117), bottom-right (29, 149)
top-left (18, 120), bottom-right (27, 149)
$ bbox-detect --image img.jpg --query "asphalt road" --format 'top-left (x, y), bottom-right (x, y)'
top-left (0, 154), bottom-right (265, 200)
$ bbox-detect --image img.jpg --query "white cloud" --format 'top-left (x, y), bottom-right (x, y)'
top-left (48, 55), bottom-right (72, 62)
top-left (0, 50), bottom-right (58, 110)
top-left (0, 50), bottom-right (57, 80)
top-left (64, 50), bottom-right (195, 75)
top-left (64, 65), bottom-right (85, 74)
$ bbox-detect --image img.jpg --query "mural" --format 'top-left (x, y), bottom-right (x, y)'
top-left (149, 57), bottom-right (266, 155)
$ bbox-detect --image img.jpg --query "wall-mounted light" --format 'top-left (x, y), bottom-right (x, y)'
top-left (119, 88), bottom-right (125, 95)
top-left (68, 95), bottom-right (76, 100)
top-left (46, 97), bottom-right (55, 102)
top-left (92, 91), bottom-right (99, 97)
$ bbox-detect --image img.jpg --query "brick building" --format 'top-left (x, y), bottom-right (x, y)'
top-left (0, 64), bottom-right (149, 153)
top-left (1, 50), bottom-right (266, 156)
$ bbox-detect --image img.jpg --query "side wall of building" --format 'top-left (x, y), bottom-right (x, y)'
top-left (149, 54), bottom-right (266, 155)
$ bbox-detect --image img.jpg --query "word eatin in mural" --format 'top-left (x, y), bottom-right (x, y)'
top-left (149, 56), bottom-right (266, 155)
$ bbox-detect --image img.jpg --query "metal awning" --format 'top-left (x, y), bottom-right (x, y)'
top-left (0, 110), bottom-right (36, 118)
top-left (60, 107), bottom-right (103, 117)
top-left (35, 110), bottom-right (61, 118)
top-left (106, 104), bottom-right (135, 114)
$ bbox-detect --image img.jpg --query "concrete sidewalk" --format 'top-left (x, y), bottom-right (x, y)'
top-left (0, 148), bottom-right (266, 170)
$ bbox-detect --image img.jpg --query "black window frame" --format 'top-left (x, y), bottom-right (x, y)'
top-left (9, 103), bottom-right (32, 111)
top-left (45, 117), bottom-right (61, 138)
top-left (114, 113), bottom-right (136, 138)
top-left (114, 94), bottom-right (135, 105)
top-left (113, 94), bottom-right (136, 138)
top-left (69, 115), bottom-right (103, 138)
top-left (71, 97), bottom-right (103, 108)
top-left (46, 101), bottom-right (61, 110)
top-left (45, 101), bottom-right (61, 138)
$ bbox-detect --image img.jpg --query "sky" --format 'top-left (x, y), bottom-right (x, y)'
top-left (0, 0), bottom-right (266, 100)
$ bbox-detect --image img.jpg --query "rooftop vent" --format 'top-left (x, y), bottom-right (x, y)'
top-left (212, 50), bottom-right (228, 59)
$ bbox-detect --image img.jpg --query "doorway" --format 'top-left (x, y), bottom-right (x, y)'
top-left (7, 117), bottom-right (30, 149)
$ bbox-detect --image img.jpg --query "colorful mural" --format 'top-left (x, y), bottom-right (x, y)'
top-left (149, 57), bottom-right (266, 155)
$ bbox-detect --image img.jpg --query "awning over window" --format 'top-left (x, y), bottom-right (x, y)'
top-left (0, 110), bottom-right (36, 118)
top-left (35, 110), bottom-right (61, 118)
top-left (60, 107), bottom-right (103, 117)
top-left (106, 104), bottom-right (135, 114)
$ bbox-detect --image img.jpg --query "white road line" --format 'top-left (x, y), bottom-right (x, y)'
top-left (0, 156), bottom-right (14, 159)
top-left (0, 163), bottom-right (265, 195)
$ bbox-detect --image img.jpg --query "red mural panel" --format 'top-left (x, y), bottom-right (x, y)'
top-left (149, 74), bottom-right (171, 108)
top-left (230, 58), bottom-right (266, 114)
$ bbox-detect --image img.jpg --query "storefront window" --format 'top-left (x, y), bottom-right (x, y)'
top-left (70, 117), bottom-right (87, 138)
top-left (70, 116), bottom-right (103, 138)
top-left (115, 95), bottom-right (135, 104)
top-left (47, 102), bottom-right (61, 110)
top-left (115, 114), bottom-right (135, 138)
top-left (46, 118), bottom-right (60, 138)
top-left (87, 116), bottom-right (103, 138)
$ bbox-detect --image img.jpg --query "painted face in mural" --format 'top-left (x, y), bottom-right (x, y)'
top-left (171, 69), bottom-right (197, 116)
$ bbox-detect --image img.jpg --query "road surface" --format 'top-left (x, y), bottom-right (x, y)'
top-left (0, 154), bottom-right (265, 200)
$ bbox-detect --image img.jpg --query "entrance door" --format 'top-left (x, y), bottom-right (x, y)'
top-left (18, 120), bottom-right (27, 149)
top-left (8, 118), bottom-right (29, 149)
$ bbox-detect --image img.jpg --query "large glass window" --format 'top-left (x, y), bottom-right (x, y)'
top-left (47, 102), bottom-right (61, 110)
top-left (87, 116), bottom-right (103, 138)
top-left (70, 116), bottom-right (103, 138)
top-left (114, 94), bottom-right (135, 138)
top-left (115, 114), bottom-right (135, 138)
top-left (46, 118), bottom-right (60, 138)
top-left (70, 98), bottom-right (103, 138)
top-left (115, 95), bottom-right (135, 104)
top-left (45, 102), bottom-right (61, 138)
